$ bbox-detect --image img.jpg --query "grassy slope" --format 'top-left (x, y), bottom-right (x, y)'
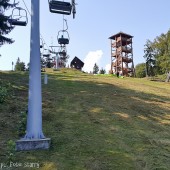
top-left (0, 69), bottom-right (170, 170)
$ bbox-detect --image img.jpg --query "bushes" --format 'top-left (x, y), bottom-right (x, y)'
top-left (0, 80), bottom-right (27, 136)
top-left (17, 111), bottom-right (27, 137)
top-left (6, 140), bottom-right (16, 162)
top-left (135, 63), bottom-right (146, 78)
top-left (0, 82), bottom-right (12, 103)
top-left (0, 86), bottom-right (8, 103)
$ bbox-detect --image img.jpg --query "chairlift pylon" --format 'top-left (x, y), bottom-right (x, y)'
top-left (8, 7), bottom-right (28, 26)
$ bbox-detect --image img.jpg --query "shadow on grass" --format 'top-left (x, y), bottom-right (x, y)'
top-left (40, 73), bottom-right (170, 170)
top-left (0, 71), bottom-right (170, 170)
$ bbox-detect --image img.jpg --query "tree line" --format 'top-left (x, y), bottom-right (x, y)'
top-left (13, 56), bottom-right (56, 72)
top-left (92, 63), bottom-right (106, 74)
top-left (135, 29), bottom-right (170, 78)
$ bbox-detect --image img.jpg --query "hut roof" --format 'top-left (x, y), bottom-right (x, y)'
top-left (71, 57), bottom-right (84, 67)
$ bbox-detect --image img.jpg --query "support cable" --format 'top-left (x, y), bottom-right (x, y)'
top-left (21, 0), bottom-right (50, 50)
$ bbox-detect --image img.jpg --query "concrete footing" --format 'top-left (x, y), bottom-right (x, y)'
top-left (16, 138), bottom-right (51, 151)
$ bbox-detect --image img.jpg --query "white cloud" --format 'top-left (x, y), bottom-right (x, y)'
top-left (83, 50), bottom-right (103, 73)
top-left (105, 64), bottom-right (111, 74)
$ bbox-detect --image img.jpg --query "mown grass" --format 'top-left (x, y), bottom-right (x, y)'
top-left (0, 69), bottom-right (170, 170)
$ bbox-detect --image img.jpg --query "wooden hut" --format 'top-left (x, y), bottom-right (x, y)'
top-left (70, 57), bottom-right (84, 70)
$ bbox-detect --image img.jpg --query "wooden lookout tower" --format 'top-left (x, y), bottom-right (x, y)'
top-left (109, 32), bottom-right (135, 76)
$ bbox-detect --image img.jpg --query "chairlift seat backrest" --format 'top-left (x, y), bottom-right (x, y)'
top-left (58, 37), bottom-right (69, 45)
top-left (59, 51), bottom-right (67, 56)
top-left (49, 0), bottom-right (72, 15)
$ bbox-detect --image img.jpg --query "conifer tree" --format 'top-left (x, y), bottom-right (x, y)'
top-left (99, 68), bottom-right (106, 74)
top-left (0, 0), bottom-right (15, 46)
top-left (93, 63), bottom-right (99, 74)
top-left (15, 57), bottom-right (26, 71)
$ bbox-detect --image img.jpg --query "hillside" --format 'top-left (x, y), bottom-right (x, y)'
top-left (0, 69), bottom-right (170, 170)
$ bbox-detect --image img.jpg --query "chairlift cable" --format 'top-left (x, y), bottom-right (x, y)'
top-left (21, 0), bottom-right (50, 50)
top-left (62, 14), bottom-right (64, 35)
top-left (21, 0), bottom-right (31, 16)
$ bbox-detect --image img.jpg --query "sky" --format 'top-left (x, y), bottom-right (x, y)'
top-left (1, 0), bottom-right (170, 73)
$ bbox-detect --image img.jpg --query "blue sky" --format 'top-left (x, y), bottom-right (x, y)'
top-left (1, 0), bottom-right (170, 72)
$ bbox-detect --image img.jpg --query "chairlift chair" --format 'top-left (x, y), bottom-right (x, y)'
top-left (57, 19), bottom-right (70, 45)
top-left (48, 0), bottom-right (72, 15)
top-left (9, 7), bottom-right (28, 26)
top-left (59, 50), bottom-right (67, 57)
top-left (58, 34), bottom-right (69, 45)
top-left (43, 54), bottom-right (51, 58)
top-left (40, 38), bottom-right (45, 49)
top-left (58, 46), bottom-right (67, 57)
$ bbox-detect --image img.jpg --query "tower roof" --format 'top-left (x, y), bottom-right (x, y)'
top-left (109, 31), bottom-right (133, 40)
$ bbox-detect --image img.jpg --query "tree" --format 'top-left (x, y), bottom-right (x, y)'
top-left (143, 40), bottom-right (156, 76)
top-left (44, 56), bottom-right (53, 68)
top-left (15, 57), bottom-right (26, 71)
top-left (93, 63), bottom-right (99, 74)
top-left (144, 30), bottom-right (170, 75)
top-left (0, 0), bottom-right (15, 46)
top-left (59, 54), bottom-right (69, 68)
top-left (135, 63), bottom-right (146, 78)
top-left (40, 53), bottom-right (54, 69)
top-left (152, 30), bottom-right (170, 74)
top-left (99, 68), bottom-right (106, 74)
